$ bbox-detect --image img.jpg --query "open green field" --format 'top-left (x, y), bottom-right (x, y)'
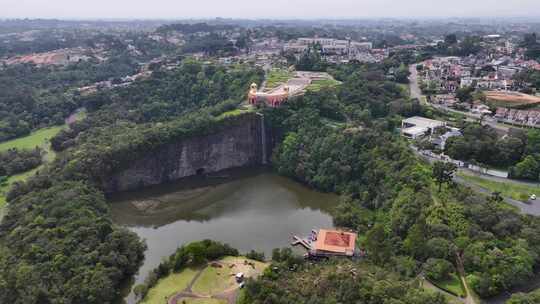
top-left (141, 268), bottom-right (199, 304)
top-left (265, 69), bottom-right (292, 89)
top-left (0, 126), bottom-right (63, 152)
top-left (192, 256), bottom-right (268, 296)
top-left (307, 79), bottom-right (341, 92)
top-left (432, 274), bottom-right (466, 298)
top-left (422, 279), bottom-right (462, 304)
top-left (141, 256), bottom-right (268, 304)
top-left (458, 171), bottom-right (538, 202)
top-left (192, 266), bottom-right (233, 295)
top-left (0, 126), bottom-right (64, 214)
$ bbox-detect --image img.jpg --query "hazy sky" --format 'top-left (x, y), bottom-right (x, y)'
top-left (2, 0), bottom-right (540, 19)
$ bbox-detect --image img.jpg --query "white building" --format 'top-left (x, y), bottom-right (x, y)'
top-left (284, 38), bottom-right (372, 56)
top-left (401, 116), bottom-right (446, 139)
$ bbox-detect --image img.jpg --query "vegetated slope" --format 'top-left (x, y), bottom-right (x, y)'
top-left (0, 61), bottom-right (263, 304)
top-left (50, 59), bottom-right (264, 152)
top-left (262, 62), bottom-right (540, 300)
top-left (0, 28), bottom-right (180, 142)
top-left (240, 248), bottom-right (447, 304)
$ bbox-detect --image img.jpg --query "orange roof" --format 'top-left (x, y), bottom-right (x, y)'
top-left (313, 229), bottom-right (356, 255)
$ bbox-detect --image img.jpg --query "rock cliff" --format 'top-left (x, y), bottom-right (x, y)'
top-left (103, 113), bottom-right (267, 193)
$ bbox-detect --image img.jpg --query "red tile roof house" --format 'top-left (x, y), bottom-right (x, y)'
top-left (310, 229), bottom-right (357, 257)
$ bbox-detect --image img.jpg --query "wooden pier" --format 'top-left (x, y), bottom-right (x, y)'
top-left (291, 235), bottom-right (312, 250)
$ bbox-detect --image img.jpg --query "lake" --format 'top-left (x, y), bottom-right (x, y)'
top-left (110, 167), bottom-right (338, 303)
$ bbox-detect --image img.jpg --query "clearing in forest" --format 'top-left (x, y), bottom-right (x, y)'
top-left (0, 126), bottom-right (64, 211)
top-left (141, 256), bottom-right (268, 304)
top-left (140, 268), bottom-right (200, 304)
top-left (485, 91), bottom-right (540, 108)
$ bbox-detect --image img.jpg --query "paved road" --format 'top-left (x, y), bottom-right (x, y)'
top-left (454, 175), bottom-right (540, 216)
top-left (413, 147), bottom-right (540, 216)
top-left (408, 65), bottom-right (424, 101)
top-left (407, 65), bottom-right (510, 133)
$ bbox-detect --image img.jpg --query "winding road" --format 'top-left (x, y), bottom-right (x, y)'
top-left (408, 65), bottom-right (509, 133)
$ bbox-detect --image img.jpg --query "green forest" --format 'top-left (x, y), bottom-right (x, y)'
top-left (0, 59), bottom-right (263, 303)
top-left (1, 21), bottom-right (540, 304)
top-left (2, 55), bottom-right (540, 304)
top-left (257, 62), bottom-right (540, 301)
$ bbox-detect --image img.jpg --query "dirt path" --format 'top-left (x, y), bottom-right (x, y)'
top-left (422, 278), bottom-right (464, 303)
top-left (168, 261), bottom-right (241, 304)
top-left (185, 266), bottom-right (205, 293)
top-left (408, 65), bottom-right (424, 102)
top-left (456, 254), bottom-right (478, 304)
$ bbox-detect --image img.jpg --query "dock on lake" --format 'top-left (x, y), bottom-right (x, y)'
top-left (291, 235), bottom-right (312, 250)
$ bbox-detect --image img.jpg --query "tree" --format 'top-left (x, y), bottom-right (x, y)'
top-left (426, 237), bottom-right (452, 260)
top-left (444, 34), bottom-right (458, 45)
top-left (394, 63), bottom-right (411, 84)
top-left (523, 33), bottom-right (538, 48)
top-left (365, 224), bottom-right (392, 265)
top-left (507, 288), bottom-right (540, 304)
top-left (424, 258), bottom-right (454, 281)
top-left (510, 155), bottom-right (540, 181)
top-left (432, 161), bottom-right (457, 192)
top-left (456, 86), bottom-right (474, 103)
top-left (403, 219), bottom-right (428, 259)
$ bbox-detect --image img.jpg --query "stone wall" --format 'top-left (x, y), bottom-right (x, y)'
top-left (103, 113), bottom-right (267, 193)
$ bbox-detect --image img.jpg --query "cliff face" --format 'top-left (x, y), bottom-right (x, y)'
top-left (103, 113), bottom-right (266, 193)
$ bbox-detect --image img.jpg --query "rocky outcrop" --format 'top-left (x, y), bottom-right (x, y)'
top-left (103, 113), bottom-right (267, 193)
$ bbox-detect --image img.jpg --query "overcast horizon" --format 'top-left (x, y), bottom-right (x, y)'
top-left (2, 0), bottom-right (540, 20)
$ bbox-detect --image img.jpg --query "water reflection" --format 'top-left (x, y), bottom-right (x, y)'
top-left (110, 167), bottom-right (338, 303)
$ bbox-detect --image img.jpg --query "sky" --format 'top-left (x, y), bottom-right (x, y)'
top-left (2, 0), bottom-right (540, 19)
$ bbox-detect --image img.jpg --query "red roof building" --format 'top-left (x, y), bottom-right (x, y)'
top-left (311, 229), bottom-right (357, 257)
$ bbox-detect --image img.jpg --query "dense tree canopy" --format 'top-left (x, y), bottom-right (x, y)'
top-left (0, 61), bottom-right (263, 304)
top-left (240, 255), bottom-right (447, 304)
top-left (0, 181), bottom-right (146, 303)
top-left (267, 65), bottom-right (540, 299)
top-left (0, 148), bottom-right (42, 177)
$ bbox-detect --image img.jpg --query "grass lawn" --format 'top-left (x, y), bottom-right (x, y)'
top-left (140, 257), bottom-right (268, 304)
top-left (175, 298), bottom-right (226, 304)
top-left (432, 274), bottom-right (466, 298)
top-left (191, 265), bottom-right (234, 296)
top-left (219, 256), bottom-right (268, 273)
top-left (458, 171), bottom-right (539, 202)
top-left (192, 256), bottom-right (268, 296)
top-left (265, 69), bottom-right (292, 89)
top-left (422, 280), bottom-right (462, 304)
top-left (307, 79), bottom-right (341, 92)
top-left (0, 126), bottom-right (64, 153)
top-left (0, 125), bottom-right (64, 218)
top-left (141, 268), bottom-right (200, 304)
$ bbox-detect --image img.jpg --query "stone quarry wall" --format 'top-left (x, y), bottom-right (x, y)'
top-left (103, 113), bottom-right (267, 193)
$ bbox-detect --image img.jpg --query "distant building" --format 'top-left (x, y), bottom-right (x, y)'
top-left (432, 129), bottom-right (462, 150)
top-left (284, 37), bottom-right (372, 57)
top-left (401, 116), bottom-right (446, 139)
top-left (472, 104), bottom-right (492, 115)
